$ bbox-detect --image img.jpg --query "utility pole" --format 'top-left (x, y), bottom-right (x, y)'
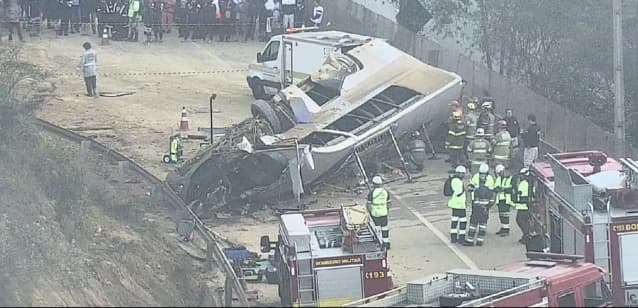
top-left (613, 0), bottom-right (626, 157)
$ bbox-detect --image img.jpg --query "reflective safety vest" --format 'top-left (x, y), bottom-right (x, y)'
top-left (495, 175), bottom-right (513, 205)
top-left (465, 111), bottom-right (480, 138)
top-left (467, 138), bottom-right (492, 163)
top-left (515, 179), bottom-right (530, 210)
top-left (470, 173), bottom-right (495, 190)
top-left (128, 0), bottom-right (140, 18)
top-left (470, 173), bottom-right (494, 201)
top-left (370, 188), bottom-right (389, 217)
top-left (493, 130), bottom-right (512, 161)
top-left (446, 122), bottom-right (466, 150)
top-left (170, 138), bottom-right (179, 154)
top-left (447, 177), bottom-right (466, 209)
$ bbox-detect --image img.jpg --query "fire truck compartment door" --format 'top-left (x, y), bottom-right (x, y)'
top-left (315, 265), bottom-right (363, 307)
top-left (620, 232), bottom-right (638, 285)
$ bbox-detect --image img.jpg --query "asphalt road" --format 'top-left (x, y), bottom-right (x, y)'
top-left (382, 158), bottom-right (527, 286)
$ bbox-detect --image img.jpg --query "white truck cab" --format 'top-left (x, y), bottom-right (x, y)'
top-left (246, 29), bottom-right (372, 99)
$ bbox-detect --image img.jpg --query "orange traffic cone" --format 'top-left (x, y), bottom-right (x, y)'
top-left (179, 106), bottom-right (190, 138)
top-left (101, 28), bottom-right (110, 46)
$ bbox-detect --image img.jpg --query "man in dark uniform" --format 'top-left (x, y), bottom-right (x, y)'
top-left (174, 0), bottom-right (185, 37)
top-left (79, 0), bottom-right (97, 35)
top-left (58, 0), bottom-right (73, 36)
top-left (242, 0), bottom-right (259, 40)
top-left (43, 0), bottom-right (59, 29)
top-left (150, 0), bottom-right (163, 41)
top-left (464, 180), bottom-right (494, 246)
top-left (220, 0), bottom-right (236, 42)
top-left (200, 0), bottom-right (215, 42)
top-left (181, 0), bottom-right (196, 41)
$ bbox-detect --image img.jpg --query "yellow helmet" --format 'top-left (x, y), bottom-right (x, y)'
top-left (467, 102), bottom-right (476, 111)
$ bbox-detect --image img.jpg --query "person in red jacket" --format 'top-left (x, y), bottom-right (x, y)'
top-left (161, 0), bottom-right (174, 33)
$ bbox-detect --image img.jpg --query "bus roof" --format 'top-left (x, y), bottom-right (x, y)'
top-left (280, 31), bottom-right (373, 47)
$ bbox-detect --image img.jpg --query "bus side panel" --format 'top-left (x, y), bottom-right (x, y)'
top-left (290, 41), bottom-right (336, 76)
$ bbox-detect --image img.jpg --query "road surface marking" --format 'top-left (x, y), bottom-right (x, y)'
top-left (390, 190), bottom-right (479, 270)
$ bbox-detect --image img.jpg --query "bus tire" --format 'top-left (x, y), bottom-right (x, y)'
top-left (251, 99), bottom-right (282, 134)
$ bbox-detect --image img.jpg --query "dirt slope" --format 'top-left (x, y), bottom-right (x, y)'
top-left (0, 131), bottom-right (219, 306)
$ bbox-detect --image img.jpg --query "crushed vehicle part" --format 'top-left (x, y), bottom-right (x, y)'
top-left (166, 37), bottom-right (463, 210)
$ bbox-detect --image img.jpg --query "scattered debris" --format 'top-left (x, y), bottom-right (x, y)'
top-left (99, 91), bottom-right (136, 97)
top-left (166, 38), bottom-right (462, 214)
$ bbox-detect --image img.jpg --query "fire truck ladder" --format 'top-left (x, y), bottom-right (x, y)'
top-left (592, 201), bottom-right (612, 283)
top-left (296, 244), bottom-right (317, 307)
top-left (621, 158), bottom-right (638, 189)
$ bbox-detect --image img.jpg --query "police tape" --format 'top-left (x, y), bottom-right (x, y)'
top-left (20, 20), bottom-right (297, 27)
top-left (55, 68), bottom-right (248, 77)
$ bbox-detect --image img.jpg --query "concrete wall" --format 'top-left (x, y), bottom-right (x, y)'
top-left (324, 0), bottom-right (636, 158)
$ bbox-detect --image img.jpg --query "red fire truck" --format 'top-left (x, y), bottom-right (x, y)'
top-left (530, 150), bottom-right (638, 306)
top-left (344, 252), bottom-right (612, 307)
top-left (260, 205), bottom-right (393, 307)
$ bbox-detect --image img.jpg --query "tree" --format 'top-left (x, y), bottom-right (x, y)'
top-left (426, 0), bottom-right (637, 148)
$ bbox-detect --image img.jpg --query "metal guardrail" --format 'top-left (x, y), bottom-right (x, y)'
top-left (34, 118), bottom-right (250, 307)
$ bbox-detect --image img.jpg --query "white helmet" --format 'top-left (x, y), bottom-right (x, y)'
top-left (455, 165), bottom-right (467, 174)
top-left (372, 176), bottom-right (383, 185)
top-left (520, 168), bottom-right (529, 175)
top-left (495, 164), bottom-right (505, 174)
top-left (476, 128), bottom-right (485, 136)
top-left (479, 164), bottom-right (489, 174)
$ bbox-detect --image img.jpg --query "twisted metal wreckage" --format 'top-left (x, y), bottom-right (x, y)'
top-left (166, 38), bottom-right (463, 210)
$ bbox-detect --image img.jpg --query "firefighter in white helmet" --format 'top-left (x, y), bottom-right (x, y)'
top-left (467, 128), bottom-right (492, 173)
top-left (463, 163), bottom-right (495, 246)
top-left (367, 176), bottom-right (391, 249)
top-left (469, 163), bottom-right (495, 198)
top-left (464, 175), bottom-right (494, 246)
top-left (514, 168), bottom-right (533, 244)
top-left (492, 120), bottom-right (512, 168)
top-left (478, 100), bottom-right (496, 138)
top-left (445, 165), bottom-right (467, 243)
top-left (494, 164), bottom-right (514, 236)
top-left (465, 99), bottom-right (480, 141)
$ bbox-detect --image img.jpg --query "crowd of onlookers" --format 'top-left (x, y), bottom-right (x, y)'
top-left (0, 0), bottom-right (324, 43)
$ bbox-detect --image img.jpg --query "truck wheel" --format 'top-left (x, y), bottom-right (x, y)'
top-left (249, 77), bottom-right (268, 100)
top-left (252, 99), bottom-right (283, 134)
top-left (162, 154), bottom-right (171, 164)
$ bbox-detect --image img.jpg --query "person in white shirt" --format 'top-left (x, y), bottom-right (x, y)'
top-left (281, 0), bottom-right (295, 29)
top-left (265, 0), bottom-right (281, 37)
top-left (310, 0), bottom-right (323, 28)
top-left (78, 42), bottom-right (98, 98)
